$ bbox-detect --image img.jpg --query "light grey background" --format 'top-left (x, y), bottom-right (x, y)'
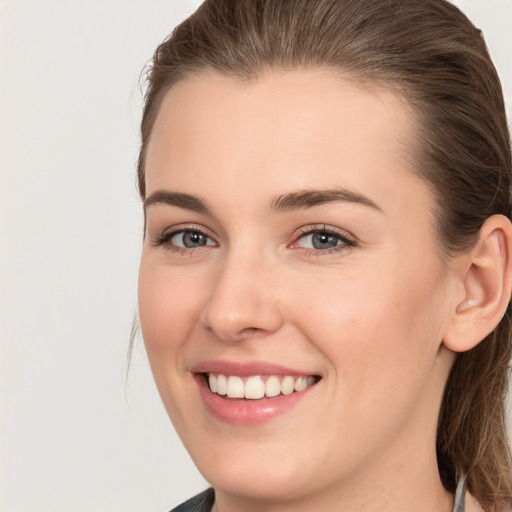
top-left (0, 1), bottom-right (511, 511)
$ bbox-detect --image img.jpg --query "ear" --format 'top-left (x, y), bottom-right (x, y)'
top-left (443, 214), bottom-right (512, 353)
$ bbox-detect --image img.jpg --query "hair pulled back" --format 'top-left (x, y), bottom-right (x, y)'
top-left (137, 1), bottom-right (512, 509)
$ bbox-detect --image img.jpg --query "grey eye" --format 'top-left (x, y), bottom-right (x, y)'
top-left (311, 232), bottom-right (342, 249)
top-left (171, 230), bottom-right (212, 248)
top-left (297, 231), bottom-right (343, 250)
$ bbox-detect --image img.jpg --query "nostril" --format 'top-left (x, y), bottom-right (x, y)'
top-left (238, 326), bottom-right (265, 337)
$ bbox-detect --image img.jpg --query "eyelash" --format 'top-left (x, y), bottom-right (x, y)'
top-left (152, 224), bottom-right (356, 256)
top-left (152, 225), bottom-right (216, 255)
top-left (290, 225), bottom-right (356, 256)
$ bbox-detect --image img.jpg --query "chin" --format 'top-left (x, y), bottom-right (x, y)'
top-left (201, 463), bottom-right (310, 502)
top-left (186, 435), bottom-right (328, 503)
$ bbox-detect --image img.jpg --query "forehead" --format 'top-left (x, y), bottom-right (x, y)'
top-left (145, 68), bottom-right (430, 221)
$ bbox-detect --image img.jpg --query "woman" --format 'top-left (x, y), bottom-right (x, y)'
top-left (134, 0), bottom-right (512, 510)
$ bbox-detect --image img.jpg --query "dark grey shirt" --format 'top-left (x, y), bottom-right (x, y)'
top-left (170, 488), bottom-right (214, 512)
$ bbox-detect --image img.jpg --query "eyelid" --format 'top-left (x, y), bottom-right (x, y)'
top-left (151, 223), bottom-right (218, 249)
top-left (288, 224), bottom-right (357, 251)
top-left (150, 222), bottom-right (356, 255)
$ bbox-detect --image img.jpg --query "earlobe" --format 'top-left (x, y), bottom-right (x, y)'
top-left (443, 214), bottom-right (512, 353)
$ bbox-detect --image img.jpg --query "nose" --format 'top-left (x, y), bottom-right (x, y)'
top-left (201, 251), bottom-right (284, 342)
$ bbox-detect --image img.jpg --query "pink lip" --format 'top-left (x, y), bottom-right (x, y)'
top-left (191, 360), bottom-right (320, 425)
top-left (191, 359), bottom-right (313, 377)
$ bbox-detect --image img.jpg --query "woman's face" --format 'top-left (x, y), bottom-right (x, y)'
top-left (139, 69), bottom-right (458, 502)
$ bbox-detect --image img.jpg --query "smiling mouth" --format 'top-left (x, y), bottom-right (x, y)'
top-left (205, 373), bottom-right (321, 400)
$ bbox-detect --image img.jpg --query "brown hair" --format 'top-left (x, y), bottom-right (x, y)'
top-left (136, 0), bottom-right (512, 509)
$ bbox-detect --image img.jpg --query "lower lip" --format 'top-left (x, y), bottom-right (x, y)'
top-left (196, 375), bottom-right (317, 425)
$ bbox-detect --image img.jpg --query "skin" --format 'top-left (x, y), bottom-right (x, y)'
top-left (138, 69), bottom-right (486, 512)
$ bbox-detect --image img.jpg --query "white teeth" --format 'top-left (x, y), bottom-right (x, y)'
top-left (217, 374), bottom-right (227, 395)
top-left (208, 374), bottom-right (218, 393)
top-left (245, 376), bottom-right (265, 399)
top-left (208, 373), bottom-right (317, 399)
top-left (294, 376), bottom-right (307, 392)
top-left (265, 376), bottom-right (281, 397)
top-left (281, 375), bottom-right (295, 395)
top-left (226, 376), bottom-right (244, 398)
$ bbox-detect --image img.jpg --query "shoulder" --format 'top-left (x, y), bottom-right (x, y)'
top-left (169, 488), bottom-right (215, 512)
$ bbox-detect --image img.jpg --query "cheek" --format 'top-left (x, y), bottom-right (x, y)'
top-left (137, 258), bottom-right (209, 431)
top-left (138, 258), bottom-right (203, 362)
top-left (283, 263), bottom-right (450, 467)
top-left (291, 261), bottom-right (448, 396)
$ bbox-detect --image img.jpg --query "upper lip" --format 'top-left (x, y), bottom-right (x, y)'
top-left (190, 359), bottom-right (319, 377)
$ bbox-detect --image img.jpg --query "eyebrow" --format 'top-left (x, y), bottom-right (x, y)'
top-left (143, 187), bottom-right (382, 215)
top-left (269, 188), bottom-right (382, 213)
top-left (144, 190), bottom-right (210, 214)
